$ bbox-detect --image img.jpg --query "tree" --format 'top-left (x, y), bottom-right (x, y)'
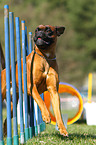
top-left (66, 0), bottom-right (96, 72)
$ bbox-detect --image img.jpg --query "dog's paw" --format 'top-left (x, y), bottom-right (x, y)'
top-left (59, 128), bottom-right (68, 137)
top-left (42, 110), bottom-right (51, 123)
top-left (58, 124), bottom-right (68, 137)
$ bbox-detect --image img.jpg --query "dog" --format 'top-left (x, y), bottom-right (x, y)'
top-left (1, 25), bottom-right (68, 137)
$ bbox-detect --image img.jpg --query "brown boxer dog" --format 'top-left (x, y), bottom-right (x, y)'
top-left (1, 25), bottom-right (68, 136)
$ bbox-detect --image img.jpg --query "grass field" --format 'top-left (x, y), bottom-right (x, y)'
top-left (26, 121), bottom-right (96, 145)
top-left (3, 107), bottom-right (96, 145)
top-left (3, 119), bottom-right (96, 145)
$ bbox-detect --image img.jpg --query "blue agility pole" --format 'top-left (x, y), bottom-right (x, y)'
top-left (25, 26), bottom-right (29, 55)
top-left (0, 43), bottom-right (4, 145)
top-left (15, 17), bottom-right (25, 144)
top-left (27, 31), bottom-right (37, 137)
top-left (33, 100), bottom-right (38, 136)
top-left (28, 32), bottom-right (35, 138)
top-left (9, 12), bottom-right (19, 145)
top-left (21, 21), bottom-right (29, 142)
top-left (25, 26), bottom-right (35, 138)
top-left (4, 5), bottom-right (12, 145)
top-left (29, 32), bottom-right (32, 54)
top-left (41, 94), bottom-right (46, 132)
top-left (28, 32), bottom-right (33, 137)
top-left (37, 93), bottom-right (46, 133)
top-left (41, 94), bottom-right (46, 131)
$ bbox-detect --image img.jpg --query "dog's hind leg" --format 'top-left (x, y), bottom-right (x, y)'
top-left (32, 84), bottom-right (51, 123)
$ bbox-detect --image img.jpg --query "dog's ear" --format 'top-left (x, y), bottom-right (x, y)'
top-left (55, 26), bottom-right (65, 37)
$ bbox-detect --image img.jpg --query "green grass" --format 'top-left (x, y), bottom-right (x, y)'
top-left (3, 106), bottom-right (96, 145)
top-left (3, 120), bottom-right (96, 145)
top-left (26, 122), bottom-right (96, 145)
top-left (3, 107), bottom-right (96, 145)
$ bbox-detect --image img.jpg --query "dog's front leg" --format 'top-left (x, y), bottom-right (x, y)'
top-left (32, 84), bottom-right (51, 123)
top-left (48, 87), bottom-right (68, 136)
top-left (46, 73), bottom-right (68, 136)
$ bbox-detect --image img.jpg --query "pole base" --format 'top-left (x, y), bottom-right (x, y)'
top-left (0, 140), bottom-right (4, 145)
top-left (13, 135), bottom-right (19, 145)
top-left (40, 122), bottom-right (46, 132)
top-left (7, 137), bottom-right (12, 145)
top-left (25, 128), bottom-right (29, 142)
top-left (35, 126), bottom-right (38, 136)
top-left (20, 132), bottom-right (25, 145)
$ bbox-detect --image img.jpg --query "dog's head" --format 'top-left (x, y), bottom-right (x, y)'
top-left (33, 25), bottom-right (65, 49)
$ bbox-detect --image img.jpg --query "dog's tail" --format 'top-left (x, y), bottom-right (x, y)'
top-left (0, 42), bottom-right (5, 69)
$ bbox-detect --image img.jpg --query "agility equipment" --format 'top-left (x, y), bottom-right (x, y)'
top-left (4, 5), bottom-right (12, 145)
top-left (44, 82), bottom-right (83, 125)
top-left (9, 12), bottom-right (19, 145)
top-left (0, 34), bottom-right (4, 145)
top-left (22, 20), bottom-right (29, 141)
top-left (0, 5), bottom-right (45, 145)
top-left (88, 73), bottom-right (92, 103)
top-left (83, 73), bottom-right (96, 125)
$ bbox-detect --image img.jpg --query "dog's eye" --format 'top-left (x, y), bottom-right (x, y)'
top-left (46, 29), bottom-right (51, 32)
top-left (37, 27), bottom-right (41, 31)
top-left (46, 29), bottom-right (53, 36)
top-left (35, 27), bottom-right (41, 33)
top-left (46, 28), bottom-right (53, 35)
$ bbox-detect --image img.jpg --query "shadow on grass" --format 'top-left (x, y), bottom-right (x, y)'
top-left (55, 133), bottom-right (96, 141)
top-left (68, 133), bottom-right (96, 140)
top-left (38, 131), bottom-right (96, 141)
top-left (75, 119), bottom-right (86, 124)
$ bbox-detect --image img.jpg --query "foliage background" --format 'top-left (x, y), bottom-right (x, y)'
top-left (0, 0), bottom-right (96, 88)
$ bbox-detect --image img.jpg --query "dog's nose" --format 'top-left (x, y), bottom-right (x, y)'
top-left (37, 31), bottom-right (45, 38)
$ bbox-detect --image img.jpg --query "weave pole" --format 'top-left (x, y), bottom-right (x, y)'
top-left (28, 32), bottom-right (37, 138)
top-left (25, 26), bottom-right (37, 138)
top-left (37, 94), bottom-right (46, 133)
top-left (0, 41), bottom-right (4, 145)
top-left (26, 30), bottom-right (37, 136)
top-left (28, 32), bottom-right (35, 138)
top-left (4, 5), bottom-right (12, 145)
top-left (28, 31), bottom-right (45, 135)
top-left (2, 5), bottom-right (46, 144)
top-left (15, 17), bottom-right (25, 144)
top-left (21, 21), bottom-right (29, 142)
top-left (29, 32), bottom-right (32, 54)
top-left (9, 12), bottom-right (19, 145)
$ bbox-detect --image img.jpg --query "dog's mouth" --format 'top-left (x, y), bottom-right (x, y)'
top-left (34, 35), bottom-right (54, 49)
top-left (37, 37), bottom-right (52, 45)
top-left (33, 28), bottom-right (55, 49)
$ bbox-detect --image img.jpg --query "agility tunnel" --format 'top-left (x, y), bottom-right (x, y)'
top-left (44, 82), bottom-right (83, 125)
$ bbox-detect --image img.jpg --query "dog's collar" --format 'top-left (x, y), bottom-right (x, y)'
top-left (33, 49), bottom-right (56, 61)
